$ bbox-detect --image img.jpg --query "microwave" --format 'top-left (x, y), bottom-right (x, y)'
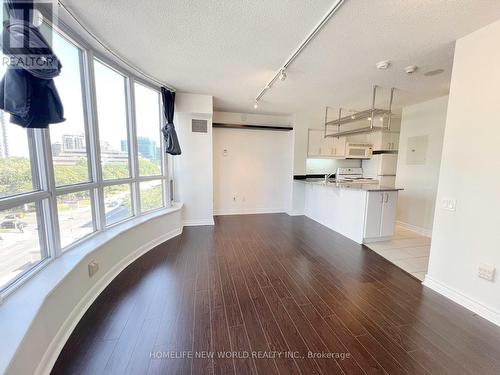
top-left (345, 143), bottom-right (373, 159)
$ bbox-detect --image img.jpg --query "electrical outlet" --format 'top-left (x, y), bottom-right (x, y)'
top-left (478, 263), bottom-right (495, 282)
top-left (442, 198), bottom-right (457, 211)
top-left (88, 261), bottom-right (99, 278)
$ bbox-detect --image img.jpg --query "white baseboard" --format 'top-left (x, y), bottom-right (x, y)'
top-left (36, 226), bottom-right (183, 375)
top-left (287, 210), bottom-right (304, 217)
top-left (213, 208), bottom-right (285, 216)
top-left (183, 218), bottom-right (215, 226)
top-left (423, 275), bottom-right (500, 327)
top-left (396, 221), bottom-right (432, 238)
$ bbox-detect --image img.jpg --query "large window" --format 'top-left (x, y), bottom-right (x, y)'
top-left (0, 24), bottom-right (169, 294)
top-left (50, 32), bottom-right (90, 187)
top-left (134, 83), bottom-right (162, 176)
top-left (94, 60), bottom-right (130, 181)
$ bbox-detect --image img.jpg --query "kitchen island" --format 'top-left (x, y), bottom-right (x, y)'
top-left (298, 179), bottom-right (403, 244)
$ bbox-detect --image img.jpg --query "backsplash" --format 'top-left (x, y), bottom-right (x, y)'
top-left (306, 158), bottom-right (361, 174)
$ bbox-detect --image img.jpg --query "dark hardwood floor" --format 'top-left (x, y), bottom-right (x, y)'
top-left (51, 214), bottom-right (500, 375)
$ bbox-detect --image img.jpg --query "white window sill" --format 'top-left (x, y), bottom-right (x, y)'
top-left (0, 202), bottom-right (182, 374)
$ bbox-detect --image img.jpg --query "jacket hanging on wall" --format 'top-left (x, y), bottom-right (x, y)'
top-left (0, 0), bottom-right (65, 128)
top-left (161, 87), bottom-right (181, 155)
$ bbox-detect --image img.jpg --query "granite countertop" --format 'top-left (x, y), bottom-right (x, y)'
top-left (296, 178), bottom-right (404, 192)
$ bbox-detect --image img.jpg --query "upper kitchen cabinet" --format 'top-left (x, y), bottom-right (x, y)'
top-left (369, 130), bottom-right (400, 151)
top-left (307, 129), bottom-right (346, 158)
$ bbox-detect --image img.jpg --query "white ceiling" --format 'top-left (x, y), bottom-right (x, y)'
top-left (62, 0), bottom-right (500, 115)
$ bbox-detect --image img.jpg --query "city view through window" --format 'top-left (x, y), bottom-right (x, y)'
top-left (0, 25), bottom-right (167, 291)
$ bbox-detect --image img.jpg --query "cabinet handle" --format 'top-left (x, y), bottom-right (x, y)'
top-left (385, 193), bottom-right (389, 203)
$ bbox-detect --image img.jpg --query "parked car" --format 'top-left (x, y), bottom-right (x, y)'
top-left (0, 219), bottom-right (28, 232)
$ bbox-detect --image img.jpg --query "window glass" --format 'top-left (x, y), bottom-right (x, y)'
top-left (0, 122), bottom-right (35, 198)
top-left (134, 83), bottom-right (162, 176)
top-left (50, 32), bottom-right (90, 186)
top-left (57, 191), bottom-right (94, 249)
top-left (0, 202), bottom-right (45, 289)
top-left (94, 60), bottom-right (130, 180)
top-left (104, 184), bottom-right (132, 226)
top-left (140, 180), bottom-right (164, 212)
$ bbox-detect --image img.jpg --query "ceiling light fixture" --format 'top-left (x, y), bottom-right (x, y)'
top-left (253, 101), bottom-right (259, 109)
top-left (376, 60), bottom-right (391, 70)
top-left (279, 69), bottom-right (287, 81)
top-left (404, 65), bottom-right (419, 74)
top-left (253, 0), bottom-right (346, 106)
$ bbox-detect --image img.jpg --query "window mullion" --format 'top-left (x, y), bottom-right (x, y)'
top-left (84, 50), bottom-right (106, 232)
top-left (36, 128), bottom-right (62, 257)
top-left (126, 77), bottom-right (140, 216)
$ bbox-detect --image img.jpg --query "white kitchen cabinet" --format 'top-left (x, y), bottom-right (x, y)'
top-left (308, 129), bottom-right (323, 157)
top-left (308, 129), bottom-right (346, 157)
top-left (369, 131), bottom-right (400, 151)
top-left (364, 191), bottom-right (398, 240)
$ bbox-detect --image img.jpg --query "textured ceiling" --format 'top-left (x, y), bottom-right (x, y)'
top-left (62, 0), bottom-right (500, 115)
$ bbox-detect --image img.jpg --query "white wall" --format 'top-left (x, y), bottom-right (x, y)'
top-left (425, 19), bottom-right (500, 326)
top-left (395, 96), bottom-right (448, 236)
top-left (213, 115), bottom-right (293, 215)
top-left (174, 93), bottom-right (214, 226)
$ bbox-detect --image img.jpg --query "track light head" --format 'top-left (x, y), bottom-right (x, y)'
top-left (253, 101), bottom-right (259, 109)
top-left (279, 69), bottom-right (287, 81)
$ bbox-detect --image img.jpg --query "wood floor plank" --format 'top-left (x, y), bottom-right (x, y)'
top-left (52, 216), bottom-right (500, 375)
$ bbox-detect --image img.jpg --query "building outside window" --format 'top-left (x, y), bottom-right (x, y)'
top-left (0, 23), bottom-right (169, 294)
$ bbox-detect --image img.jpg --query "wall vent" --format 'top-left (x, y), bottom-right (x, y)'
top-left (192, 119), bottom-right (208, 133)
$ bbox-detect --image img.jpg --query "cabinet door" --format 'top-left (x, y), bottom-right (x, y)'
top-left (390, 132), bottom-right (400, 151)
top-left (308, 130), bottom-right (323, 157)
top-left (321, 134), bottom-right (335, 156)
top-left (333, 136), bottom-right (346, 157)
top-left (369, 131), bottom-right (384, 151)
top-left (380, 191), bottom-right (398, 237)
top-left (364, 192), bottom-right (383, 238)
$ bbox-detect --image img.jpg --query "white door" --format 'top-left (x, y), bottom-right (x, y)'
top-left (364, 192), bottom-right (383, 238)
top-left (380, 191), bottom-right (398, 237)
top-left (308, 130), bottom-right (323, 157)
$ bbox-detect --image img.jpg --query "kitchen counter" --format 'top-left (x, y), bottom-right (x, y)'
top-left (298, 178), bottom-right (401, 244)
top-left (297, 178), bottom-right (404, 192)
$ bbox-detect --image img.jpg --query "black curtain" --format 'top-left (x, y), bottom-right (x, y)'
top-left (0, 0), bottom-right (65, 128)
top-left (161, 87), bottom-right (181, 155)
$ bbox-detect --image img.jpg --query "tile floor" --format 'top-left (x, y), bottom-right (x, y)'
top-left (365, 226), bottom-right (431, 281)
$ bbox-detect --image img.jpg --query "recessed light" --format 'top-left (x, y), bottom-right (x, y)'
top-left (424, 69), bottom-right (445, 77)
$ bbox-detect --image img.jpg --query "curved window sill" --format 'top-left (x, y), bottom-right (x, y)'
top-left (0, 202), bottom-right (183, 374)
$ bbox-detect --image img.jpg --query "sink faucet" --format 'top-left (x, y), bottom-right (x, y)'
top-left (324, 173), bottom-right (334, 183)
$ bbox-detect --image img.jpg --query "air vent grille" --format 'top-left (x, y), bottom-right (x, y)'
top-left (192, 119), bottom-right (208, 133)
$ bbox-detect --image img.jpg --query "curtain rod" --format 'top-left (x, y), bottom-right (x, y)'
top-left (56, 0), bottom-right (175, 91)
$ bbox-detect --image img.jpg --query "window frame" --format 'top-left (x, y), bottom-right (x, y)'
top-left (0, 19), bottom-right (171, 297)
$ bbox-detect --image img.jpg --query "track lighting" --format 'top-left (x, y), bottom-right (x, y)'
top-left (279, 69), bottom-right (287, 81)
top-left (253, 101), bottom-right (259, 109)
